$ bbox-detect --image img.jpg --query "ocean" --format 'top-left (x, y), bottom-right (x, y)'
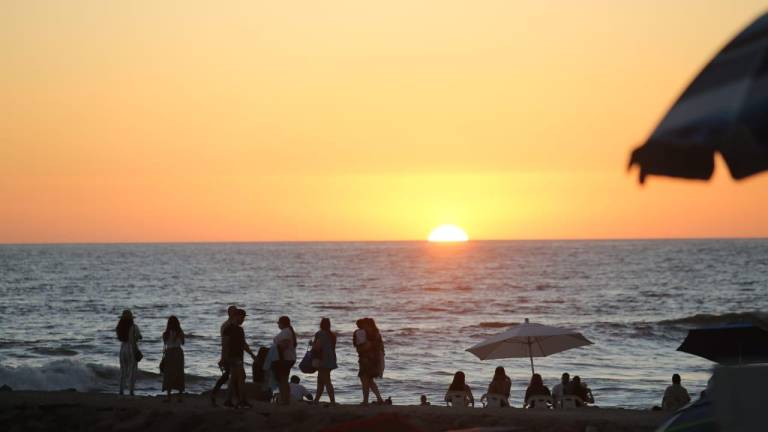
top-left (0, 240), bottom-right (766, 408)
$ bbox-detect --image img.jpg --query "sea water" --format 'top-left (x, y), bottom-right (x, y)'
top-left (1, 240), bottom-right (766, 408)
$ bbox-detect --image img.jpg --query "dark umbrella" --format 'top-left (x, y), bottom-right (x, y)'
top-left (677, 323), bottom-right (768, 365)
top-left (629, 12), bottom-right (768, 183)
top-left (655, 398), bottom-right (717, 432)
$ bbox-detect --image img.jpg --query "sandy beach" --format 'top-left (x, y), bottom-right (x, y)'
top-left (0, 390), bottom-right (669, 432)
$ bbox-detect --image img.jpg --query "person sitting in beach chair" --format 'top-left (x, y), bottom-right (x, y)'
top-left (662, 374), bottom-right (691, 411)
top-left (444, 371), bottom-right (474, 408)
top-left (484, 366), bottom-right (511, 407)
top-left (551, 372), bottom-right (569, 408)
top-left (524, 373), bottom-right (552, 409)
top-left (480, 392), bottom-right (507, 408)
top-left (565, 376), bottom-right (594, 407)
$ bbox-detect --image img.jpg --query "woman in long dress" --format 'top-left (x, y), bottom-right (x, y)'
top-left (353, 317), bottom-right (385, 405)
top-left (312, 317), bottom-right (337, 405)
top-left (116, 309), bottom-right (142, 396)
top-left (162, 315), bottom-right (185, 402)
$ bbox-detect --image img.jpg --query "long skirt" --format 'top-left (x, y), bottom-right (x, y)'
top-left (119, 342), bottom-right (138, 394)
top-left (162, 347), bottom-right (185, 392)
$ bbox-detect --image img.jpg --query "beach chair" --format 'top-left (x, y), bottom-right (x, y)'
top-left (445, 391), bottom-right (470, 408)
top-left (560, 395), bottom-right (584, 409)
top-left (481, 393), bottom-right (508, 408)
top-left (526, 395), bottom-right (553, 409)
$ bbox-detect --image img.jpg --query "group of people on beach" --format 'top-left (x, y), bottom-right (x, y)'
top-left (116, 308), bottom-right (691, 410)
top-left (114, 307), bottom-right (386, 407)
top-left (439, 369), bottom-right (594, 409)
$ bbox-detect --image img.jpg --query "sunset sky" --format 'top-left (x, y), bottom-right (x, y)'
top-left (2, 1), bottom-right (767, 242)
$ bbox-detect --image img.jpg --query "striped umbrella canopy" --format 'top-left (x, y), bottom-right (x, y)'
top-left (466, 318), bottom-right (593, 374)
top-left (629, 12), bottom-right (768, 183)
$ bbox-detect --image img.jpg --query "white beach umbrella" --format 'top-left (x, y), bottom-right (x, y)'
top-left (466, 318), bottom-right (593, 374)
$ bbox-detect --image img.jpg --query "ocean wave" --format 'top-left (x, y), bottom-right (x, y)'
top-left (659, 312), bottom-right (768, 328)
top-left (0, 359), bottom-right (210, 392)
top-left (30, 347), bottom-right (79, 356)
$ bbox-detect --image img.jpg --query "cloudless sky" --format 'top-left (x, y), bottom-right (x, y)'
top-left (1, 1), bottom-right (767, 242)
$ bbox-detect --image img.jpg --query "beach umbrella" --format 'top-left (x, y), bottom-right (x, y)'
top-left (466, 318), bottom-right (593, 374)
top-left (629, 12), bottom-right (768, 183)
top-left (654, 398), bottom-right (717, 432)
top-left (677, 323), bottom-right (768, 365)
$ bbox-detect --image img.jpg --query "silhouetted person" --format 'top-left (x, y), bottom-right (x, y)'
top-left (251, 346), bottom-right (273, 401)
top-left (273, 315), bottom-right (298, 405)
top-left (211, 305), bottom-right (237, 406)
top-left (444, 371), bottom-right (474, 407)
top-left (161, 315), bottom-right (185, 402)
top-left (420, 394), bottom-right (431, 406)
top-left (289, 375), bottom-right (313, 402)
top-left (354, 318), bottom-right (385, 405)
top-left (567, 375), bottom-right (594, 406)
top-left (662, 373), bottom-right (691, 411)
top-left (552, 372), bottom-right (570, 408)
top-left (224, 309), bottom-right (256, 408)
top-left (312, 317), bottom-right (337, 405)
top-left (524, 373), bottom-right (551, 408)
top-left (116, 309), bottom-right (142, 396)
top-left (487, 366), bottom-right (512, 406)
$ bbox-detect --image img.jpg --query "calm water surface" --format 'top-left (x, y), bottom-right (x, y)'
top-left (1, 240), bottom-right (766, 408)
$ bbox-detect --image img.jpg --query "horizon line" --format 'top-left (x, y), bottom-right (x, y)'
top-left (1, 235), bottom-right (767, 246)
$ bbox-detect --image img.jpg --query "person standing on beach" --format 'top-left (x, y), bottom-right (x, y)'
top-left (211, 305), bottom-right (237, 406)
top-left (312, 317), bottom-right (338, 405)
top-left (662, 374), bottom-right (691, 411)
top-left (273, 315), bottom-right (298, 405)
top-left (161, 315), bottom-right (185, 402)
top-left (354, 318), bottom-right (385, 405)
top-left (116, 309), bottom-right (142, 396)
top-left (224, 309), bottom-right (257, 408)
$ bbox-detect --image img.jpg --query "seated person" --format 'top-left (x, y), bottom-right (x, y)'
top-left (249, 346), bottom-right (273, 401)
top-left (487, 366), bottom-right (512, 406)
top-left (551, 372), bottom-right (569, 408)
top-left (289, 375), bottom-right (313, 402)
top-left (420, 395), bottom-right (431, 406)
top-left (662, 374), bottom-right (691, 411)
top-left (444, 371), bottom-right (474, 407)
top-left (524, 373), bottom-right (551, 408)
top-left (566, 376), bottom-right (594, 407)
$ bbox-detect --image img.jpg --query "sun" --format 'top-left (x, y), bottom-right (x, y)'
top-left (428, 224), bottom-right (469, 242)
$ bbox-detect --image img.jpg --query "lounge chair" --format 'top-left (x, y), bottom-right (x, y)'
top-left (560, 395), bottom-right (584, 409)
top-left (526, 395), bottom-right (553, 409)
top-left (481, 393), bottom-right (508, 408)
top-left (445, 391), bottom-right (470, 408)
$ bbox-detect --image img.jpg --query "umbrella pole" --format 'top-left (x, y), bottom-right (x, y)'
top-left (528, 336), bottom-right (535, 375)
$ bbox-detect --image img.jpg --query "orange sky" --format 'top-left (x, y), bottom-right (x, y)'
top-left (2, 1), bottom-right (767, 242)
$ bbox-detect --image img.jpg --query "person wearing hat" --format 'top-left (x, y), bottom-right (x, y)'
top-left (115, 309), bottom-right (143, 395)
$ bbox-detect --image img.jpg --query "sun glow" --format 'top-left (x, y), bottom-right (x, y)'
top-left (428, 224), bottom-right (469, 242)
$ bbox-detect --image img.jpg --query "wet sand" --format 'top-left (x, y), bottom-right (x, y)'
top-left (0, 391), bottom-right (669, 432)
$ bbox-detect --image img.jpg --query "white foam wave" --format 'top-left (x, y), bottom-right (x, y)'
top-left (0, 359), bottom-right (110, 391)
